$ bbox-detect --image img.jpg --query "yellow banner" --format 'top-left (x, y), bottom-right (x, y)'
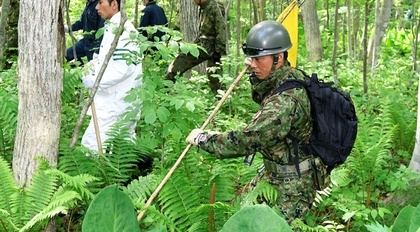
top-left (277, 1), bottom-right (298, 67)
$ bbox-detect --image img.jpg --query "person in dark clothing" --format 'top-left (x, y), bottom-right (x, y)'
top-left (139, 0), bottom-right (168, 42)
top-left (65, 0), bottom-right (105, 63)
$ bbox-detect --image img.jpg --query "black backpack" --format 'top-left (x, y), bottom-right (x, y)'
top-left (271, 72), bottom-right (358, 175)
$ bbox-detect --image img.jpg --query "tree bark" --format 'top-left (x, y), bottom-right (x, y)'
top-left (411, 77), bottom-right (420, 172)
top-left (13, 0), bottom-right (64, 189)
top-left (178, 0), bottom-right (205, 75)
top-left (301, 0), bottom-right (323, 62)
top-left (367, 0), bottom-right (393, 71)
top-left (331, 0), bottom-right (339, 83)
top-left (0, 0), bottom-right (19, 69)
top-left (0, 0), bottom-right (10, 68)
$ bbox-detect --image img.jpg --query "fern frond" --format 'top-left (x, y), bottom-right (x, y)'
top-left (140, 205), bottom-right (178, 231)
top-left (241, 180), bottom-right (278, 206)
top-left (123, 174), bottom-right (159, 205)
top-left (20, 206), bottom-right (68, 232)
top-left (0, 208), bottom-right (19, 232)
top-left (188, 202), bottom-right (234, 232)
top-left (46, 169), bottom-right (97, 200)
top-left (157, 171), bottom-right (200, 230)
top-left (22, 167), bottom-right (58, 224)
top-left (100, 126), bottom-right (143, 185)
top-left (0, 156), bottom-right (19, 216)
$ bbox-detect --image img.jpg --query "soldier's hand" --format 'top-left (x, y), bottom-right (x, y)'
top-left (244, 57), bottom-right (252, 66)
top-left (186, 129), bottom-right (205, 146)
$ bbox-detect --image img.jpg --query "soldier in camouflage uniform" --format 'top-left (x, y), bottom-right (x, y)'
top-left (186, 20), bottom-right (321, 224)
top-left (165, 0), bottom-right (227, 95)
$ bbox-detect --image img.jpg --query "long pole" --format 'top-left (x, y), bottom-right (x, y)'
top-left (89, 90), bottom-right (103, 155)
top-left (137, 66), bottom-right (249, 221)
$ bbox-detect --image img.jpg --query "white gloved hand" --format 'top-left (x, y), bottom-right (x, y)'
top-left (186, 128), bottom-right (205, 146)
top-left (82, 76), bottom-right (95, 89)
top-left (82, 60), bottom-right (95, 76)
top-left (64, 25), bottom-right (69, 33)
top-left (244, 57), bottom-right (252, 66)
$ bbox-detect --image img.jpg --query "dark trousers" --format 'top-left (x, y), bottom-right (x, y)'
top-left (165, 51), bottom-right (224, 95)
top-left (65, 39), bottom-right (96, 62)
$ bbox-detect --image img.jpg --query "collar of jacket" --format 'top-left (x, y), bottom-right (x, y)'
top-left (251, 63), bottom-right (292, 101)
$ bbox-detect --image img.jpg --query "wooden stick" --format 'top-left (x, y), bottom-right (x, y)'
top-left (137, 66), bottom-right (249, 221)
top-left (89, 91), bottom-right (103, 155)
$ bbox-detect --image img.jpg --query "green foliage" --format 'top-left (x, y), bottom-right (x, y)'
top-left (0, 67), bottom-right (18, 163)
top-left (220, 205), bottom-right (293, 232)
top-left (82, 185), bottom-right (140, 232)
top-left (391, 203), bottom-right (420, 232)
top-left (0, 156), bottom-right (96, 232)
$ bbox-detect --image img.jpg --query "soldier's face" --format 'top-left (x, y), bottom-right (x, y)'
top-left (249, 53), bottom-right (283, 80)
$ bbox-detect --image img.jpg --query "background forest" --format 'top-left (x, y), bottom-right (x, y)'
top-left (1, 0), bottom-right (420, 231)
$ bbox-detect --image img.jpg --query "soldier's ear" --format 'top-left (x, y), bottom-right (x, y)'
top-left (278, 53), bottom-right (284, 62)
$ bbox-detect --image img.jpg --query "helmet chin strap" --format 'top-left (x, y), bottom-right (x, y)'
top-left (270, 54), bottom-right (279, 72)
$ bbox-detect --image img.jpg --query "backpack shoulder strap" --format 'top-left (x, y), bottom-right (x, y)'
top-left (271, 78), bottom-right (308, 97)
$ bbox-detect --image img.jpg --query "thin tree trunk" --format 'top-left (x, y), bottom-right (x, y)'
top-left (332, 0), bottom-right (339, 83)
top-left (301, 0), bottom-right (323, 61)
top-left (347, 0), bottom-right (352, 59)
top-left (368, 0), bottom-right (393, 71)
top-left (235, 0), bottom-right (241, 77)
top-left (362, 1), bottom-right (369, 94)
top-left (409, 0), bottom-right (420, 172)
top-left (0, 0), bottom-right (11, 68)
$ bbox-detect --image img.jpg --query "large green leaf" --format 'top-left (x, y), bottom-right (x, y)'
top-left (220, 205), bottom-right (292, 232)
top-left (82, 185), bottom-right (140, 232)
top-left (392, 203), bottom-right (420, 232)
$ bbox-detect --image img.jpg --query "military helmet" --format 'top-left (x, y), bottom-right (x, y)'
top-left (242, 20), bottom-right (292, 58)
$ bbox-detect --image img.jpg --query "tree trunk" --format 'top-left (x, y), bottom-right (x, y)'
top-left (0, 0), bottom-right (19, 69)
top-left (235, 0), bottom-right (241, 76)
top-left (411, 10), bottom-right (420, 171)
top-left (0, 0), bottom-right (11, 68)
top-left (178, 0), bottom-right (205, 75)
top-left (331, 0), bottom-right (339, 83)
top-left (411, 77), bottom-right (420, 172)
top-left (362, 1), bottom-right (369, 94)
top-left (13, 0), bottom-right (64, 190)
top-left (367, 0), bottom-right (393, 71)
top-left (301, 0), bottom-right (323, 62)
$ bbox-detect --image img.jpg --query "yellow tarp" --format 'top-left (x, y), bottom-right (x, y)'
top-left (276, 1), bottom-right (299, 67)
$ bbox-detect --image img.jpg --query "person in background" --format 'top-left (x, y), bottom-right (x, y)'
top-left (81, 0), bottom-right (142, 154)
top-left (164, 0), bottom-right (226, 95)
top-left (139, 0), bottom-right (168, 42)
top-left (65, 0), bottom-right (104, 64)
top-left (186, 20), bottom-right (324, 224)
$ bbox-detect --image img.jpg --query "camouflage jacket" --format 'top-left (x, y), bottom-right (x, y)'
top-left (201, 64), bottom-right (312, 165)
top-left (195, 0), bottom-right (227, 55)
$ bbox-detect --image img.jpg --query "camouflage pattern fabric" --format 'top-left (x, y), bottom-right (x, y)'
top-left (195, 0), bottom-right (227, 56)
top-left (250, 166), bottom-right (315, 224)
top-left (200, 63), bottom-right (320, 222)
top-left (165, 0), bottom-right (226, 94)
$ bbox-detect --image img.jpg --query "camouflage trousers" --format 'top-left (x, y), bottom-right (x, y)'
top-left (250, 161), bottom-right (328, 224)
top-left (164, 51), bottom-right (224, 95)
